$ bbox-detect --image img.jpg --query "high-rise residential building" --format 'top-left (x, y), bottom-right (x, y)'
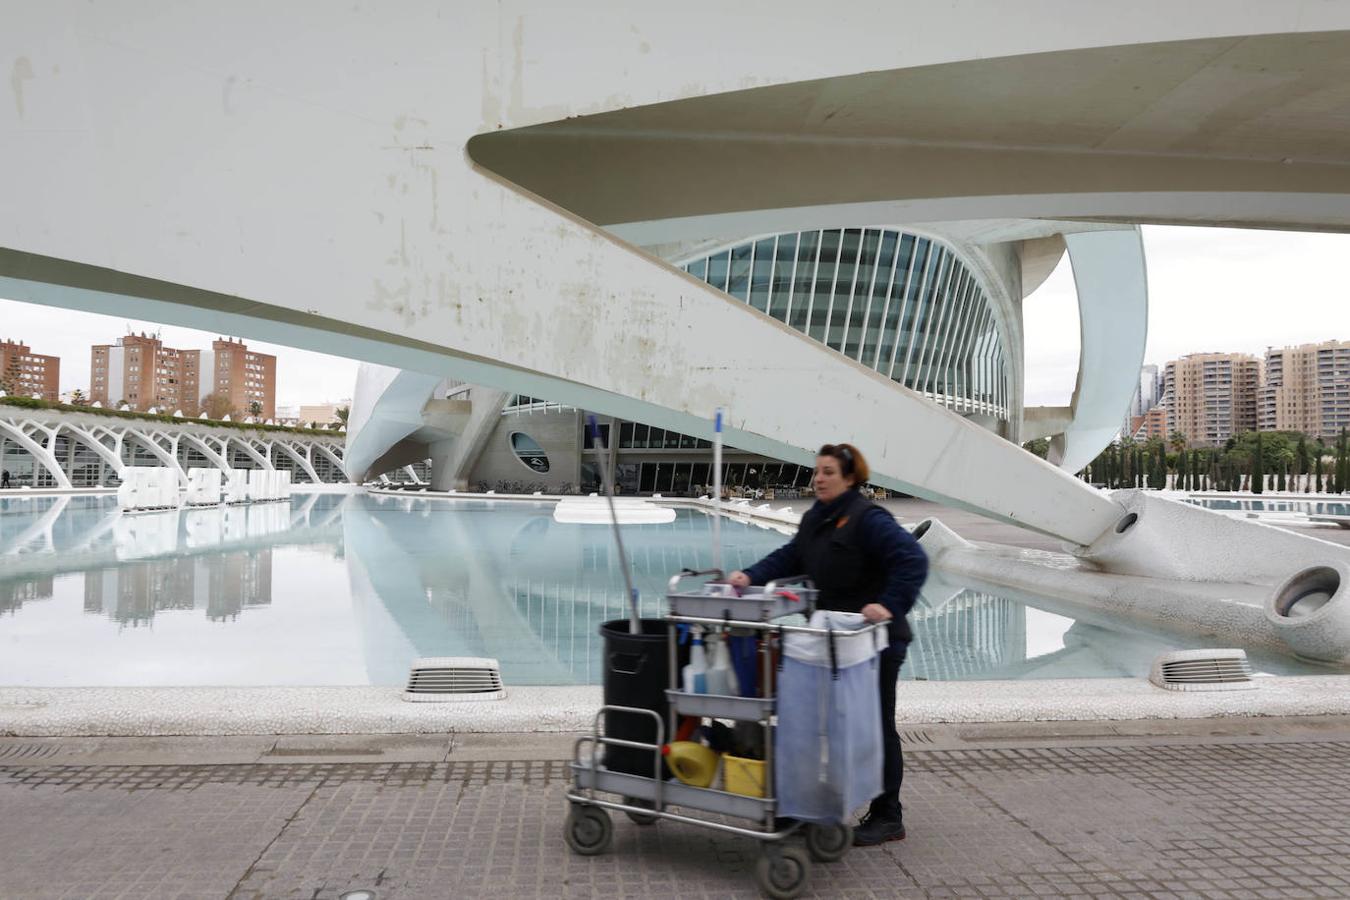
top-left (90, 333), bottom-right (201, 412)
top-left (1163, 352), bottom-right (1260, 447)
top-left (1128, 406), bottom-right (1168, 442)
top-left (1128, 364), bottom-right (1161, 418)
top-left (91, 334), bottom-right (275, 418)
top-left (0, 339), bottom-right (60, 402)
top-left (200, 338), bottom-right (276, 420)
top-left (1261, 340), bottom-right (1350, 440)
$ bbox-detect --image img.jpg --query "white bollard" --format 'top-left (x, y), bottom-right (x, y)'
top-left (186, 468), bottom-right (223, 505)
top-left (246, 468), bottom-right (267, 503)
top-left (225, 469), bottom-right (249, 504)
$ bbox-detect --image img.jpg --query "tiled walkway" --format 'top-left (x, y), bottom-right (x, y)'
top-left (4, 732), bottom-right (1350, 899)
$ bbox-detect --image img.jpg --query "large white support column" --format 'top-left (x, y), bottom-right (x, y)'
top-left (1047, 228), bottom-right (1149, 474)
top-left (428, 387), bottom-right (510, 491)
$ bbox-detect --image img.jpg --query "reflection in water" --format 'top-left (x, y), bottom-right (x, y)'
top-left (82, 550), bottom-right (273, 626)
top-left (1, 576), bottom-right (53, 616)
top-left (0, 492), bottom-right (1336, 687)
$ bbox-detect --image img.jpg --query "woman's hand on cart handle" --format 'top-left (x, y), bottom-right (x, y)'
top-left (861, 603), bottom-right (892, 623)
top-left (727, 571), bottom-right (751, 589)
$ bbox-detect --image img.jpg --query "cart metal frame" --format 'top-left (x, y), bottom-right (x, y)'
top-left (564, 568), bottom-right (886, 897)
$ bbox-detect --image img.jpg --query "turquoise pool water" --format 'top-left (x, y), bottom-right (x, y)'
top-left (1184, 497), bottom-right (1350, 516)
top-left (0, 493), bottom-right (1328, 686)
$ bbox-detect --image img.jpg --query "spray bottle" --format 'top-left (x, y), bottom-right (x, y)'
top-left (706, 631), bottom-right (738, 696)
top-left (682, 627), bottom-right (708, 694)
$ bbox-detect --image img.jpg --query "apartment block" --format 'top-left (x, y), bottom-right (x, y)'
top-left (90, 334), bottom-right (275, 418)
top-left (1163, 352), bottom-right (1260, 447)
top-left (90, 333), bottom-right (200, 412)
top-left (202, 338), bottom-right (276, 420)
top-left (1261, 340), bottom-right (1350, 440)
top-left (1128, 405), bottom-right (1168, 441)
top-left (0, 339), bottom-right (60, 402)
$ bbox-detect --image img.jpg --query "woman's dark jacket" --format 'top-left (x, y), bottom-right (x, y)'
top-left (742, 488), bottom-right (928, 645)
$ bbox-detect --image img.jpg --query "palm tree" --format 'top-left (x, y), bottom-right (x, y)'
top-left (1168, 430), bottom-right (1187, 454)
top-left (68, 388), bottom-right (87, 406)
top-left (248, 400), bottom-right (263, 417)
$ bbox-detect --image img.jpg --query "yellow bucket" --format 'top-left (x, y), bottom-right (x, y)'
top-left (723, 754), bottom-right (766, 798)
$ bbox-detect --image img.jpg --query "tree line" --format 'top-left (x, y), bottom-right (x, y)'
top-left (1024, 429), bottom-right (1350, 494)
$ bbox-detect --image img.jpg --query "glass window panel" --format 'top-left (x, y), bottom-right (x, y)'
top-left (639, 464), bottom-right (657, 492)
top-left (691, 463), bottom-right (710, 489)
top-left (768, 233), bottom-right (796, 320)
top-left (749, 238), bottom-right (774, 312)
top-left (707, 252), bottom-right (730, 292)
top-left (686, 257), bottom-right (707, 281)
top-left (664, 430), bottom-right (681, 449)
top-left (648, 428), bottom-right (664, 448)
top-left (617, 464), bottom-right (640, 494)
top-left (790, 231), bottom-right (820, 332)
top-left (619, 422), bottom-right (634, 448)
top-left (680, 432), bottom-right (698, 449)
top-left (632, 424), bottom-right (649, 449)
top-left (728, 244), bottom-right (752, 302)
top-left (726, 463), bottom-right (745, 486)
top-left (672, 463), bottom-right (692, 495)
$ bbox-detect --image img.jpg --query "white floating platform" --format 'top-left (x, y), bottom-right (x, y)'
top-left (552, 496), bottom-right (676, 524)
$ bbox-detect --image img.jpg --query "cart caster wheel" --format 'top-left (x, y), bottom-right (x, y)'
top-left (564, 804), bottom-right (613, 856)
top-left (804, 822), bottom-right (853, 862)
top-left (755, 845), bottom-right (811, 899)
top-left (622, 797), bottom-right (658, 826)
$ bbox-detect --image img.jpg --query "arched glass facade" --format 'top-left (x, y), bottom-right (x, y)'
top-left (680, 228), bottom-right (1010, 421)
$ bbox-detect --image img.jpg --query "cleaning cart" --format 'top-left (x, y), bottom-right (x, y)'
top-left (564, 568), bottom-right (887, 899)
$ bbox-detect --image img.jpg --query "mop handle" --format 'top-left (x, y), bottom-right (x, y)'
top-left (588, 416), bottom-right (640, 635)
top-left (711, 408), bottom-right (723, 574)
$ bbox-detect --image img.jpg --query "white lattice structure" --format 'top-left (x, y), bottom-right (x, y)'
top-left (0, 408), bottom-right (348, 490)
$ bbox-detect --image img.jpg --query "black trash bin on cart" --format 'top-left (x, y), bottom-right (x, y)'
top-left (599, 618), bottom-right (686, 775)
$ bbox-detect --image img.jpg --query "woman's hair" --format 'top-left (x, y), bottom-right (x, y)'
top-left (817, 443), bottom-right (870, 485)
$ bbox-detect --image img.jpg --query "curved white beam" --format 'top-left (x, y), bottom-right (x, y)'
top-left (0, 420), bottom-right (71, 489)
top-left (226, 436), bottom-right (274, 471)
top-left (1048, 228), bottom-right (1149, 474)
top-left (275, 442), bottom-right (322, 484)
top-left (60, 423), bottom-right (127, 481)
top-left (123, 430), bottom-right (187, 484)
top-left (179, 433), bottom-right (231, 474)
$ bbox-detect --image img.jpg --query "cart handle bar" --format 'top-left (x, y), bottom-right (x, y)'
top-left (669, 613), bottom-right (889, 635)
top-left (667, 568), bottom-right (724, 594)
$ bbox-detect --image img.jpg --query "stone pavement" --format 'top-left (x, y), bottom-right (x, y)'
top-left (4, 719), bottom-right (1350, 899)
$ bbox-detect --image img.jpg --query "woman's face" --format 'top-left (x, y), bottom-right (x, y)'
top-left (813, 455), bottom-right (853, 503)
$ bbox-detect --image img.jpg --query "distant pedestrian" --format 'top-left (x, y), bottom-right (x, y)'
top-left (0, 469), bottom-right (10, 489)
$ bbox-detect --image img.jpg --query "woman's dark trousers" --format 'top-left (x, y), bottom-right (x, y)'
top-left (873, 643), bottom-right (907, 818)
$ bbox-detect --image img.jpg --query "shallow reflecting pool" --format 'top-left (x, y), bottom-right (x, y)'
top-left (1183, 496), bottom-right (1350, 517)
top-left (0, 492), bottom-right (1330, 686)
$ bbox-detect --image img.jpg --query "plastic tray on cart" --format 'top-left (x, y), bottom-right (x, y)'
top-left (665, 689), bottom-right (774, 722)
top-left (570, 758), bottom-right (774, 821)
top-left (665, 570), bottom-right (817, 623)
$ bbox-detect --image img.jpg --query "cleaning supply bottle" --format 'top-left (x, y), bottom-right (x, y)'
top-left (706, 631), bottom-right (738, 696)
top-left (682, 628), bottom-right (708, 694)
top-left (663, 741), bottom-right (719, 788)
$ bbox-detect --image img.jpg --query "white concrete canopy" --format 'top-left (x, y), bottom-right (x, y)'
top-left (6, 4), bottom-right (1350, 548)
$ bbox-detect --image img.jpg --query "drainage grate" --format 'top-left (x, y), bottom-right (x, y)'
top-left (403, 656), bottom-right (505, 702)
top-left (900, 729), bottom-right (934, 745)
top-left (0, 743), bottom-right (60, 760)
top-left (1150, 649), bottom-right (1255, 692)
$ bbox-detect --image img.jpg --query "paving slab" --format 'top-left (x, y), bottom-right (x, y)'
top-left (4, 719), bottom-right (1350, 899)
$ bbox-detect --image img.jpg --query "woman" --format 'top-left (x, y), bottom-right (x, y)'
top-left (729, 443), bottom-right (927, 846)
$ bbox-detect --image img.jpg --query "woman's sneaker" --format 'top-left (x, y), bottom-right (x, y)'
top-left (853, 810), bottom-right (906, 846)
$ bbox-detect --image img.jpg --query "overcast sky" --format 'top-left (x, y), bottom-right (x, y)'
top-left (1022, 225), bottom-right (1350, 408)
top-left (2, 224), bottom-right (1347, 408)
